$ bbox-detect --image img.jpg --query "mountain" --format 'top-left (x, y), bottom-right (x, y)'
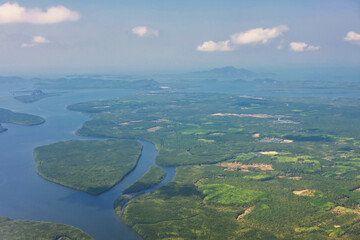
top-left (186, 66), bottom-right (255, 79)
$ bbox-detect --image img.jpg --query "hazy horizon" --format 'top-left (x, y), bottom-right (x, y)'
top-left (0, 0), bottom-right (359, 76)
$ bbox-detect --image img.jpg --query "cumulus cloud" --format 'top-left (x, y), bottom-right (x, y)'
top-left (132, 26), bottom-right (159, 37)
top-left (0, 2), bottom-right (80, 24)
top-left (196, 40), bottom-right (233, 52)
top-left (21, 35), bottom-right (50, 48)
top-left (344, 31), bottom-right (360, 45)
top-left (197, 25), bottom-right (289, 52)
top-left (290, 42), bottom-right (320, 52)
top-left (231, 25), bottom-right (289, 45)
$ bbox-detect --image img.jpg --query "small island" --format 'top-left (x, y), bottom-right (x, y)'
top-left (0, 108), bottom-right (45, 131)
top-left (14, 90), bottom-right (59, 103)
top-left (0, 216), bottom-right (93, 240)
top-left (34, 139), bottom-right (142, 195)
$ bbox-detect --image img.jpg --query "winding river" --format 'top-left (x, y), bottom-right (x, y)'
top-left (0, 85), bottom-right (175, 240)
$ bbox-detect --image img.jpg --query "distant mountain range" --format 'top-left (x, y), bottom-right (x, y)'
top-left (187, 66), bottom-right (255, 79)
top-left (153, 66), bottom-right (274, 81)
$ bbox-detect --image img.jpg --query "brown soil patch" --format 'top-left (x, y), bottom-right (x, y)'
top-left (119, 120), bottom-right (143, 126)
top-left (293, 189), bottom-right (315, 197)
top-left (323, 156), bottom-right (334, 161)
top-left (260, 151), bottom-right (279, 155)
top-left (252, 133), bottom-right (260, 138)
top-left (221, 162), bottom-right (273, 171)
top-left (259, 138), bottom-right (293, 143)
top-left (288, 177), bottom-right (302, 180)
top-left (147, 126), bottom-right (163, 132)
top-left (210, 132), bottom-right (224, 136)
top-left (237, 207), bottom-right (254, 220)
top-left (278, 176), bottom-right (302, 180)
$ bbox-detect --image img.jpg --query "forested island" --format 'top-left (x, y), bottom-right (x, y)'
top-left (0, 108), bottom-right (45, 133)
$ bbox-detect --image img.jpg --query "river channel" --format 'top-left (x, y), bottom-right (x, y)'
top-left (0, 85), bottom-right (175, 240)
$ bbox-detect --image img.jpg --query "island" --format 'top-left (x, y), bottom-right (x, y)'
top-left (34, 139), bottom-right (142, 195)
top-left (0, 108), bottom-right (45, 132)
top-left (0, 216), bottom-right (93, 240)
top-left (14, 90), bottom-right (59, 103)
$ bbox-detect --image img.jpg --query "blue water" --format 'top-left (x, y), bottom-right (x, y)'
top-left (0, 85), bottom-right (175, 240)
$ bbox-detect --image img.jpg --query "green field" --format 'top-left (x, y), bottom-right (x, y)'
top-left (123, 166), bottom-right (166, 194)
top-left (34, 139), bottom-right (142, 195)
top-left (0, 108), bottom-right (45, 126)
top-left (0, 216), bottom-right (93, 240)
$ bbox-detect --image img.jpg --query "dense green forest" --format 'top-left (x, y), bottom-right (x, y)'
top-left (67, 92), bottom-right (360, 239)
top-left (123, 166), bottom-right (166, 194)
top-left (0, 108), bottom-right (45, 127)
top-left (34, 139), bottom-right (142, 195)
top-left (0, 216), bottom-right (93, 240)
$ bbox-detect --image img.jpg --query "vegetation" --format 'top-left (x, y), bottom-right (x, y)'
top-left (0, 108), bottom-right (45, 126)
top-left (51, 92), bottom-right (360, 238)
top-left (34, 139), bottom-right (142, 195)
top-left (199, 184), bottom-right (268, 206)
top-left (123, 166), bottom-right (166, 194)
top-left (0, 216), bottom-right (93, 240)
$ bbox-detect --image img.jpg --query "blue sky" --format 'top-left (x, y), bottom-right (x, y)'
top-left (0, 0), bottom-right (359, 75)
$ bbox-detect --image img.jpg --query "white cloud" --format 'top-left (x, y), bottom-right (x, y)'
top-left (197, 25), bottom-right (289, 52)
top-left (196, 40), bottom-right (233, 52)
top-left (231, 25), bottom-right (289, 45)
top-left (0, 2), bottom-right (80, 24)
top-left (132, 26), bottom-right (159, 37)
top-left (21, 35), bottom-right (50, 48)
top-left (290, 42), bottom-right (320, 52)
top-left (344, 31), bottom-right (360, 45)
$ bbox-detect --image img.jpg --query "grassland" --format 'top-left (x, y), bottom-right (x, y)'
top-left (0, 108), bottom-right (45, 126)
top-left (0, 216), bottom-right (93, 240)
top-left (56, 92), bottom-right (360, 238)
top-left (34, 139), bottom-right (142, 195)
top-left (123, 166), bottom-right (166, 194)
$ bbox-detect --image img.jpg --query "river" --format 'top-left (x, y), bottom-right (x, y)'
top-left (0, 85), bottom-right (175, 240)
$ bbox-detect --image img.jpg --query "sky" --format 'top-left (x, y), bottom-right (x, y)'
top-left (0, 0), bottom-right (359, 76)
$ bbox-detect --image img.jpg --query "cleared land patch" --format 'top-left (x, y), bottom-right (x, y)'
top-left (221, 162), bottom-right (273, 171)
top-left (199, 184), bottom-right (268, 206)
